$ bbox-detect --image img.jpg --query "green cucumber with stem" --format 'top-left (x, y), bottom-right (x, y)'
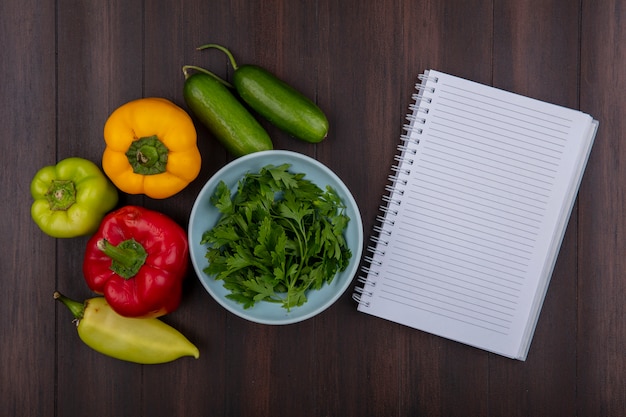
top-left (182, 65), bottom-right (273, 157)
top-left (197, 43), bottom-right (329, 144)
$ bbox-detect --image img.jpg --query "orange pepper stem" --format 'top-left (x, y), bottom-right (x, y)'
top-left (97, 238), bottom-right (147, 279)
top-left (125, 135), bottom-right (169, 175)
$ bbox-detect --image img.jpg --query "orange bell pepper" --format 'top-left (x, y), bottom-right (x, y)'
top-left (102, 97), bottom-right (201, 199)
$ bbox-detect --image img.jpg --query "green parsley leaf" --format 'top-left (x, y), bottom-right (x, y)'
top-left (201, 163), bottom-right (352, 311)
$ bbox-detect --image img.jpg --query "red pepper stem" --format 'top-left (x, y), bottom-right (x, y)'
top-left (97, 239), bottom-right (132, 267)
top-left (53, 291), bottom-right (85, 321)
top-left (97, 238), bottom-right (148, 279)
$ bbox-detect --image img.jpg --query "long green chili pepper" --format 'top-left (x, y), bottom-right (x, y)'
top-left (54, 291), bottom-right (199, 364)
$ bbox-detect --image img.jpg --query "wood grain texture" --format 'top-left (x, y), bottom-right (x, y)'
top-left (579, 0), bottom-right (626, 415)
top-left (1, 1), bottom-right (57, 416)
top-left (2, 0), bottom-right (623, 416)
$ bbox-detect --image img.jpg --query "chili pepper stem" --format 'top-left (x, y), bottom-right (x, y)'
top-left (54, 291), bottom-right (85, 322)
top-left (196, 43), bottom-right (239, 70)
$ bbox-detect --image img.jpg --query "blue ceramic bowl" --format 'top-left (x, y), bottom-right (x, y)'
top-left (188, 150), bottom-right (363, 325)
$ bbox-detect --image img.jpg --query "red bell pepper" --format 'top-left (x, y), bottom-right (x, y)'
top-left (83, 205), bottom-right (188, 318)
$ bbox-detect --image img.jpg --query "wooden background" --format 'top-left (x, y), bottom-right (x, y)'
top-left (2, 0), bottom-right (625, 416)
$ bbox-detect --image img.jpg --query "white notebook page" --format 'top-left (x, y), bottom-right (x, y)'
top-left (357, 70), bottom-right (597, 360)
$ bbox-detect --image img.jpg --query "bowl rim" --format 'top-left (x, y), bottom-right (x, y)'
top-left (188, 150), bottom-right (364, 325)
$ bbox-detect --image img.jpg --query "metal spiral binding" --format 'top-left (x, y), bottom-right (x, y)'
top-left (365, 250), bottom-right (384, 261)
top-left (376, 214), bottom-right (395, 227)
top-left (351, 290), bottom-right (370, 306)
top-left (353, 286), bottom-right (373, 298)
top-left (408, 103), bottom-right (429, 114)
top-left (402, 122), bottom-right (414, 131)
top-left (411, 93), bottom-right (433, 105)
top-left (388, 174), bottom-right (408, 187)
top-left (397, 143), bottom-right (417, 155)
top-left (353, 71), bottom-right (435, 308)
top-left (394, 154), bottom-right (414, 166)
top-left (370, 235), bottom-right (390, 247)
top-left (390, 164), bottom-right (411, 176)
top-left (382, 195), bottom-right (402, 207)
top-left (379, 205), bottom-right (399, 216)
top-left (410, 116), bottom-right (427, 124)
top-left (358, 269), bottom-right (378, 280)
top-left (373, 224), bottom-right (392, 236)
top-left (385, 184), bottom-right (404, 196)
top-left (403, 119), bottom-right (423, 136)
top-left (401, 127), bottom-right (423, 140)
top-left (418, 72), bottom-right (439, 83)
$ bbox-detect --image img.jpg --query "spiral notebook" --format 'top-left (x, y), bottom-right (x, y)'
top-left (353, 70), bottom-right (598, 361)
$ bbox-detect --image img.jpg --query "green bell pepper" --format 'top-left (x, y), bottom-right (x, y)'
top-left (30, 157), bottom-right (119, 238)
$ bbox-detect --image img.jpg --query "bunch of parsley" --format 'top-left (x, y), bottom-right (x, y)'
top-left (201, 163), bottom-right (352, 311)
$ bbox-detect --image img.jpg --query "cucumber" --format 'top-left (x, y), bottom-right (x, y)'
top-left (197, 44), bottom-right (329, 144)
top-left (182, 66), bottom-right (273, 157)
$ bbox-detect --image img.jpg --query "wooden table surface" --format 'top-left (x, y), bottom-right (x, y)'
top-left (3, 0), bottom-right (625, 416)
